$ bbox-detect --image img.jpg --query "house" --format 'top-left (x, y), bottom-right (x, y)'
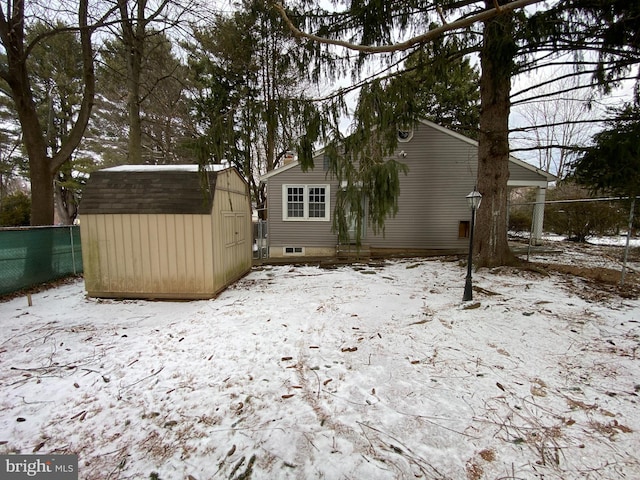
top-left (260, 119), bottom-right (554, 258)
top-left (79, 165), bottom-right (252, 299)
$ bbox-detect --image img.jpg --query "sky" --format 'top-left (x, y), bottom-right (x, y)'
top-left (1, 239), bottom-right (639, 479)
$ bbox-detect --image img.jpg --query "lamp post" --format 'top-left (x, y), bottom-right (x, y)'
top-left (463, 188), bottom-right (482, 301)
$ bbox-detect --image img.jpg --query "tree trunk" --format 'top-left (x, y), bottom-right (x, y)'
top-left (119, 0), bottom-right (146, 164)
top-left (475, 2), bottom-right (518, 267)
top-left (54, 180), bottom-right (78, 225)
top-left (30, 156), bottom-right (55, 225)
top-left (127, 70), bottom-right (143, 164)
top-left (13, 87), bottom-right (51, 225)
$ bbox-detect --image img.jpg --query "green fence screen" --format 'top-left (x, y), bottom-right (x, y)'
top-left (0, 226), bottom-right (82, 296)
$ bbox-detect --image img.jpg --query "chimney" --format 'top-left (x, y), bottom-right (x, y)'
top-left (283, 151), bottom-right (295, 166)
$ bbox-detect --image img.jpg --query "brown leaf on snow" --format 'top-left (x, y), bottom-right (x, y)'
top-left (531, 378), bottom-right (548, 397)
top-left (613, 420), bottom-right (633, 433)
top-left (465, 460), bottom-right (483, 480)
top-left (479, 449), bottom-right (495, 462)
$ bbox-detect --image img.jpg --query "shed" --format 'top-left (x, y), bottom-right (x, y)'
top-left (79, 165), bottom-right (252, 299)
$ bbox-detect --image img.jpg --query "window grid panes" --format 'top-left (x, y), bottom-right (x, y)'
top-left (287, 187), bottom-right (304, 218)
top-left (308, 187), bottom-right (326, 218)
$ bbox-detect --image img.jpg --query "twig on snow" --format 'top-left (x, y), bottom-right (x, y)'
top-left (357, 421), bottom-right (445, 478)
top-left (120, 366), bottom-right (165, 391)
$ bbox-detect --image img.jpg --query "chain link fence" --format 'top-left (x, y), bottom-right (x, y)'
top-left (253, 219), bottom-right (268, 260)
top-left (509, 196), bottom-right (638, 283)
top-left (510, 196), bottom-right (636, 244)
top-left (0, 225), bottom-right (82, 296)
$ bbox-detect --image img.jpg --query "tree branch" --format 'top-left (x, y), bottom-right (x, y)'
top-left (510, 144), bottom-right (583, 153)
top-left (510, 117), bottom-right (610, 133)
top-left (49, 0), bottom-right (95, 173)
top-left (272, 0), bottom-right (545, 54)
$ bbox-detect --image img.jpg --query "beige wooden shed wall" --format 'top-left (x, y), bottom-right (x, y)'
top-left (209, 168), bottom-right (253, 292)
top-left (81, 169), bottom-right (251, 299)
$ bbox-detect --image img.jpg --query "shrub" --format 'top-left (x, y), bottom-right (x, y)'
top-left (544, 183), bottom-right (625, 242)
top-left (0, 191), bottom-right (30, 226)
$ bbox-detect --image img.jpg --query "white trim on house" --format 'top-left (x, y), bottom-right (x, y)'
top-left (262, 161), bottom-right (301, 181)
top-left (508, 180), bottom-right (550, 187)
top-left (397, 125), bottom-right (414, 142)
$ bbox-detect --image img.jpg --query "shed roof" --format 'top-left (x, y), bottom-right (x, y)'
top-left (80, 165), bottom-right (229, 215)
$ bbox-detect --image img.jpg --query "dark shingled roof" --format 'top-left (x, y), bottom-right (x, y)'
top-left (80, 166), bottom-right (221, 215)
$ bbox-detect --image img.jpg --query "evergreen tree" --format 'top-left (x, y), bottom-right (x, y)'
top-left (386, 37), bottom-right (481, 139)
top-left (0, 191), bottom-right (30, 226)
top-left (185, 0), bottom-right (322, 217)
top-left (572, 104), bottom-right (640, 282)
top-left (573, 105), bottom-right (640, 198)
top-left (91, 32), bottom-right (193, 165)
top-left (274, 0), bottom-right (639, 266)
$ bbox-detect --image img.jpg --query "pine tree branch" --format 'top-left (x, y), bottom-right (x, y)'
top-left (272, 0), bottom-right (544, 54)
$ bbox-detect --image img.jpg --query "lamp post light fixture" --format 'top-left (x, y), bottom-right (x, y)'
top-left (463, 188), bottom-right (482, 301)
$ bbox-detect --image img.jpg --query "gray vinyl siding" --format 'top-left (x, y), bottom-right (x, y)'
top-left (364, 122), bottom-right (476, 250)
top-left (508, 160), bottom-right (548, 183)
top-left (265, 121), bottom-right (550, 252)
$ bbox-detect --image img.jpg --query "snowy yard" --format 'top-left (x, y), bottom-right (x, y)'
top-left (1, 243), bottom-right (639, 479)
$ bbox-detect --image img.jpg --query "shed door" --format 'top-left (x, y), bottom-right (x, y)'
top-left (222, 212), bottom-right (247, 282)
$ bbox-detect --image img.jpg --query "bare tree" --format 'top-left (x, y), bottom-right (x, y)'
top-left (511, 74), bottom-right (602, 179)
top-left (0, 0), bottom-right (95, 225)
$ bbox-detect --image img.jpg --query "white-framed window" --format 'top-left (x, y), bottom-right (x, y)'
top-left (282, 184), bottom-right (330, 221)
top-left (397, 125), bottom-right (414, 142)
top-left (284, 246), bottom-right (304, 255)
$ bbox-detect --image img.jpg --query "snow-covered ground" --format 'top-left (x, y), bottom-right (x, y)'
top-left (1, 244), bottom-right (639, 479)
